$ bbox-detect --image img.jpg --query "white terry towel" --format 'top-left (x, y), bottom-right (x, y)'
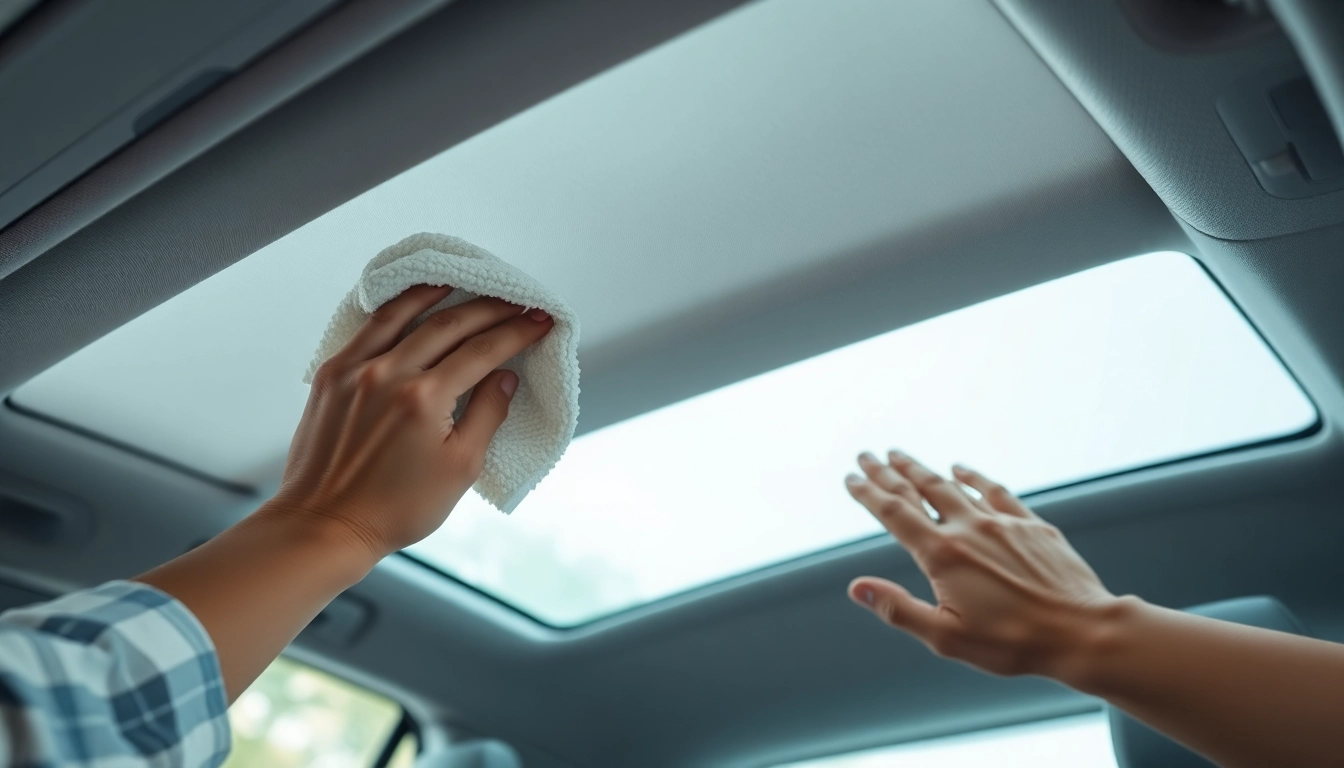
top-left (305, 232), bottom-right (580, 513)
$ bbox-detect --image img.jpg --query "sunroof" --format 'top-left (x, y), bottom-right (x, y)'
top-left (403, 252), bottom-right (1315, 625)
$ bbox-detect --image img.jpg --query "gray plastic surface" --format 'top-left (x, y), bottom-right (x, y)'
top-left (0, 468), bottom-right (94, 549)
top-left (1116, 0), bottom-right (1279, 52)
top-left (418, 741), bottom-right (523, 768)
top-left (1217, 65), bottom-right (1344, 198)
top-left (0, 0), bottom-right (40, 40)
top-left (0, 0), bottom-right (453, 284)
top-left (0, 0), bottom-right (343, 233)
top-left (1268, 0), bottom-right (1344, 152)
top-left (994, 0), bottom-right (1344, 239)
top-left (299, 593), bottom-right (374, 648)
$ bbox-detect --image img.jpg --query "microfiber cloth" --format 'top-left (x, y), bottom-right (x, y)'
top-left (305, 232), bottom-right (580, 513)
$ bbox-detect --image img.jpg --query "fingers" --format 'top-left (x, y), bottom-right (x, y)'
top-left (857, 452), bottom-right (923, 509)
top-left (432, 309), bottom-right (554, 396)
top-left (341, 285), bottom-right (454, 362)
top-left (887, 451), bottom-right (979, 521)
top-left (846, 473), bottom-right (937, 549)
top-left (848, 577), bottom-right (947, 641)
top-left (952, 465), bottom-right (1036, 518)
top-left (450, 369), bottom-right (519, 462)
top-left (390, 296), bottom-right (525, 372)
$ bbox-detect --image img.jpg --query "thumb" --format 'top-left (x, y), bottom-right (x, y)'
top-left (849, 577), bottom-right (942, 641)
top-left (450, 369), bottom-right (518, 467)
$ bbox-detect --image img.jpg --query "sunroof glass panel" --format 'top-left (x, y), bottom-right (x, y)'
top-left (406, 251), bottom-right (1317, 626)
top-left (774, 713), bottom-right (1116, 767)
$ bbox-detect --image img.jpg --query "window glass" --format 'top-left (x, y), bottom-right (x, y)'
top-left (385, 732), bottom-right (420, 768)
top-left (776, 713), bottom-right (1116, 767)
top-left (406, 252), bottom-right (1317, 626)
top-left (225, 656), bottom-right (405, 768)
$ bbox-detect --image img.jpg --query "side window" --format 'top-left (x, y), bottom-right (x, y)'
top-left (385, 731), bottom-right (420, 768)
top-left (225, 656), bottom-right (415, 768)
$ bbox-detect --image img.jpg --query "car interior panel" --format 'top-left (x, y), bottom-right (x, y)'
top-left (1, 0), bottom-right (1342, 766)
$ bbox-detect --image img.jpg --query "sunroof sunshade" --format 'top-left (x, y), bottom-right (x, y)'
top-left (404, 252), bottom-right (1315, 625)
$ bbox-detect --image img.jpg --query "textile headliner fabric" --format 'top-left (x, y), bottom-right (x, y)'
top-left (306, 233), bottom-right (581, 513)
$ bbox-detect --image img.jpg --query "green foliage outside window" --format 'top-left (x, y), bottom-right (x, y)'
top-left (224, 656), bottom-right (407, 768)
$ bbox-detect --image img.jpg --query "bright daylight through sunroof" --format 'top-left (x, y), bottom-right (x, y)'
top-left (405, 251), bottom-right (1316, 625)
top-left (777, 713), bottom-right (1116, 768)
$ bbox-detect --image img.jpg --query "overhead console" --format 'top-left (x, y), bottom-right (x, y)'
top-left (993, 0), bottom-right (1344, 240)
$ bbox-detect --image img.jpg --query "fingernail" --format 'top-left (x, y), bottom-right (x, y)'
top-left (951, 463), bottom-right (969, 474)
top-left (527, 308), bottom-right (551, 322)
top-left (845, 473), bottom-right (864, 486)
top-left (888, 449), bottom-right (907, 461)
top-left (863, 588), bottom-right (875, 606)
top-left (858, 451), bottom-right (877, 463)
top-left (499, 371), bottom-right (519, 396)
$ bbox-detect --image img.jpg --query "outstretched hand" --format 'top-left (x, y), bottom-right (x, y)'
top-left (845, 451), bottom-right (1344, 768)
top-left (844, 451), bottom-right (1118, 680)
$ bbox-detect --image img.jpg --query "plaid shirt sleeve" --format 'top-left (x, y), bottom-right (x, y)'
top-left (0, 581), bottom-right (231, 768)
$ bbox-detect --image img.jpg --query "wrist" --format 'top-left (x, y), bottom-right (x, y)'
top-left (1044, 594), bottom-right (1149, 694)
top-left (248, 499), bottom-right (388, 582)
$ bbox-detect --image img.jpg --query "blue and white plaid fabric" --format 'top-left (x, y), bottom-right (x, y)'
top-left (0, 581), bottom-right (231, 767)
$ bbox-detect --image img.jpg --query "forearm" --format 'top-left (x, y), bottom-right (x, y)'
top-left (1057, 597), bottom-right (1344, 768)
top-left (135, 503), bottom-right (381, 701)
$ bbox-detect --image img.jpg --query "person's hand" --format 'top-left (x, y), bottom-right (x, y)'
top-left (139, 283), bottom-right (553, 699)
top-left (267, 284), bottom-right (553, 560)
top-left (844, 451), bottom-right (1121, 680)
